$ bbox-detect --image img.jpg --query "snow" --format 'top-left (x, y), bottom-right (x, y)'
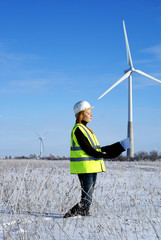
top-left (0, 159), bottom-right (161, 239)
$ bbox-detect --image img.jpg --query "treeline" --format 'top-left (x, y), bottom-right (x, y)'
top-left (2, 150), bottom-right (161, 161)
top-left (111, 150), bottom-right (161, 161)
top-left (3, 154), bottom-right (69, 160)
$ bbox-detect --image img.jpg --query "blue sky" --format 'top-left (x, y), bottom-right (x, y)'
top-left (0, 0), bottom-right (161, 157)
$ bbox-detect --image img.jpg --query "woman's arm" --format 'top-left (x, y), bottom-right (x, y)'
top-left (75, 127), bottom-right (125, 159)
top-left (101, 142), bottom-right (125, 157)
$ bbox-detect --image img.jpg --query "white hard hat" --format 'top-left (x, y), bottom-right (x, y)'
top-left (73, 101), bottom-right (94, 116)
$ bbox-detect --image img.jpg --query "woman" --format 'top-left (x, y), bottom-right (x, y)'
top-left (64, 101), bottom-right (129, 218)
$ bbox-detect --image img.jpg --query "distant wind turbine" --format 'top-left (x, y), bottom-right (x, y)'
top-left (36, 133), bottom-right (45, 159)
top-left (98, 20), bottom-right (161, 158)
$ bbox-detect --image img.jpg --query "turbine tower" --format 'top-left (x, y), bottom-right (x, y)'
top-left (98, 20), bottom-right (161, 158)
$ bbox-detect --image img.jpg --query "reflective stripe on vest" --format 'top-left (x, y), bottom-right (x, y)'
top-left (71, 146), bottom-right (101, 151)
top-left (70, 157), bottom-right (99, 162)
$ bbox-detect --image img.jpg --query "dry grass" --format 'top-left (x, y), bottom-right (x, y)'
top-left (0, 159), bottom-right (161, 239)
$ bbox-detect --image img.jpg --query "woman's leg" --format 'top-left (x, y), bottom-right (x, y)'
top-left (78, 173), bottom-right (97, 211)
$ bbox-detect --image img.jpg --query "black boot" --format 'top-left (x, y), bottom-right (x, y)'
top-left (63, 203), bottom-right (81, 218)
top-left (64, 204), bottom-right (90, 218)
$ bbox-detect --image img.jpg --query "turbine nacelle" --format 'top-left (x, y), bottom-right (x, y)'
top-left (124, 67), bottom-right (135, 74)
top-left (124, 67), bottom-right (138, 74)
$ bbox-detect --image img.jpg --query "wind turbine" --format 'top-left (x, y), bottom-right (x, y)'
top-left (37, 133), bottom-right (45, 159)
top-left (98, 20), bottom-right (161, 158)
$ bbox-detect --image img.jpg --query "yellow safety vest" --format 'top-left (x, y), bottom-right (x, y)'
top-left (70, 123), bottom-right (106, 174)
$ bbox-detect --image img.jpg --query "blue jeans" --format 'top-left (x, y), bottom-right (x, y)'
top-left (78, 173), bottom-right (97, 210)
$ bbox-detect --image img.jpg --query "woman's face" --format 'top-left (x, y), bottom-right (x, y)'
top-left (82, 108), bottom-right (92, 122)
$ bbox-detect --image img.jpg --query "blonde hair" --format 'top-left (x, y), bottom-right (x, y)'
top-left (75, 111), bottom-right (93, 134)
top-left (76, 111), bottom-right (84, 124)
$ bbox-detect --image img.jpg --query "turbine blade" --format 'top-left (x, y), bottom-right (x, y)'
top-left (123, 20), bottom-right (133, 68)
top-left (98, 70), bottom-right (131, 99)
top-left (134, 69), bottom-right (161, 84)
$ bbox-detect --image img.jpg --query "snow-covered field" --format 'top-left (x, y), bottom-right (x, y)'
top-left (0, 159), bottom-right (160, 240)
